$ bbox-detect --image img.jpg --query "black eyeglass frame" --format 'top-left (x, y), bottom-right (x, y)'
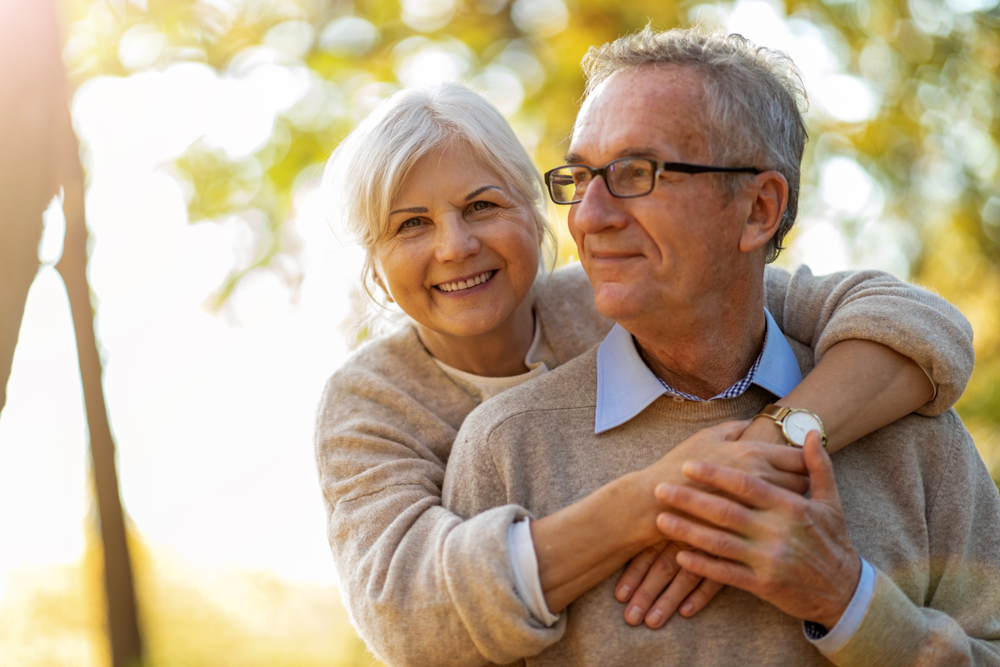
top-left (543, 157), bottom-right (762, 205)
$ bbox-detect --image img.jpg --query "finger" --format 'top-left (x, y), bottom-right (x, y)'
top-left (678, 577), bottom-right (724, 617)
top-left (621, 543), bottom-right (683, 625)
top-left (655, 483), bottom-right (752, 530)
top-left (615, 542), bottom-right (668, 603)
top-left (675, 549), bottom-right (756, 592)
top-left (756, 443), bottom-right (807, 475)
top-left (759, 470), bottom-right (809, 496)
top-left (655, 510), bottom-right (748, 562)
top-left (803, 430), bottom-right (842, 506)
top-left (643, 567), bottom-right (703, 629)
top-left (681, 460), bottom-right (797, 510)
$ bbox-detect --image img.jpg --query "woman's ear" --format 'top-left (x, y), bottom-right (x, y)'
top-left (371, 264), bottom-right (394, 303)
top-left (739, 170), bottom-right (788, 254)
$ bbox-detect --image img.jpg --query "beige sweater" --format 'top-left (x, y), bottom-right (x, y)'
top-left (315, 264), bottom-right (975, 667)
top-left (443, 343), bottom-right (1000, 667)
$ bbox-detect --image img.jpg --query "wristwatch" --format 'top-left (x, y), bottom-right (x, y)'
top-left (752, 404), bottom-right (827, 449)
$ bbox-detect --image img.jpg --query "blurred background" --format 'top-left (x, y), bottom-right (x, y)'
top-left (0, 0), bottom-right (997, 664)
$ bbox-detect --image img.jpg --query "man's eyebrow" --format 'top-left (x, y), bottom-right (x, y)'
top-left (465, 185), bottom-right (501, 201)
top-left (563, 147), bottom-right (661, 165)
top-left (389, 206), bottom-right (428, 216)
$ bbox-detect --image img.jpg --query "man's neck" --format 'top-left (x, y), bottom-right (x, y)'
top-left (629, 292), bottom-right (767, 400)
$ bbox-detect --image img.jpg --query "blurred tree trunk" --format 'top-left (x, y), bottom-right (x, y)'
top-left (0, 0), bottom-right (53, 414)
top-left (0, 1), bottom-right (144, 665)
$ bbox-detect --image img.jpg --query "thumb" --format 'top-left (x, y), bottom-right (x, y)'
top-left (803, 430), bottom-right (841, 506)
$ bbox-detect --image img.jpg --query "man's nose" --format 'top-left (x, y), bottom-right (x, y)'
top-left (567, 174), bottom-right (629, 238)
top-left (434, 215), bottom-right (481, 263)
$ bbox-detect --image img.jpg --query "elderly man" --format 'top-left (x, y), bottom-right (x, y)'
top-left (443, 28), bottom-right (1000, 666)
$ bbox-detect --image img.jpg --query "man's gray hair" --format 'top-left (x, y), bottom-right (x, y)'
top-left (324, 82), bottom-right (555, 309)
top-left (581, 27), bottom-right (808, 262)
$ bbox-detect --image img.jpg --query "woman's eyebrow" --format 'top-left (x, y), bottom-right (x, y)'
top-left (465, 185), bottom-right (501, 201)
top-left (389, 206), bottom-right (428, 216)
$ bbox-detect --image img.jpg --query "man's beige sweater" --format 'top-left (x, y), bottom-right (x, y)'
top-left (315, 264), bottom-right (975, 667)
top-left (443, 343), bottom-right (999, 666)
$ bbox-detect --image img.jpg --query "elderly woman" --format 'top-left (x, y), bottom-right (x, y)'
top-left (315, 83), bottom-right (972, 667)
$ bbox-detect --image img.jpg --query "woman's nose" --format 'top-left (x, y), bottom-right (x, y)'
top-left (434, 216), bottom-right (481, 263)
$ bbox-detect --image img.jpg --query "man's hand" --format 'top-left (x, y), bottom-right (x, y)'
top-left (611, 420), bottom-right (809, 628)
top-left (651, 431), bottom-right (861, 629)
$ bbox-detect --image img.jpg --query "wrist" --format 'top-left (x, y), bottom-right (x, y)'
top-left (604, 469), bottom-right (664, 551)
top-left (811, 554), bottom-right (863, 630)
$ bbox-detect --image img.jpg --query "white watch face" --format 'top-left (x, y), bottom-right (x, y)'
top-left (782, 411), bottom-right (822, 447)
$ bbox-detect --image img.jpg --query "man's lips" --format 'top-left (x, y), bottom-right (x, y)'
top-left (434, 270), bottom-right (496, 293)
top-left (588, 251), bottom-right (643, 262)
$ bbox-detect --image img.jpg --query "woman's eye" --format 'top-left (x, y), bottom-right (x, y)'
top-left (470, 200), bottom-right (496, 212)
top-left (399, 218), bottom-right (423, 229)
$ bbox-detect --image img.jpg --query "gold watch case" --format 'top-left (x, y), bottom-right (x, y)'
top-left (753, 404), bottom-right (828, 449)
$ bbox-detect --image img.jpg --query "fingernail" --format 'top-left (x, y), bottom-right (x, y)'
top-left (647, 609), bottom-right (664, 627)
top-left (626, 606), bottom-right (643, 624)
top-left (681, 602), bottom-right (694, 616)
top-left (616, 584), bottom-right (631, 601)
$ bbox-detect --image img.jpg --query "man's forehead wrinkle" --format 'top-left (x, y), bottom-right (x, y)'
top-left (569, 68), bottom-right (712, 165)
top-left (564, 146), bottom-right (668, 165)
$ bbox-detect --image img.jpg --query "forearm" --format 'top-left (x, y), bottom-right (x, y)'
top-left (766, 265), bottom-right (973, 417)
top-left (532, 469), bottom-right (663, 612)
top-left (742, 339), bottom-right (934, 453)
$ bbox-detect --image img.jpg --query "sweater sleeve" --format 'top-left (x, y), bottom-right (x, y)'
top-left (315, 348), bottom-right (562, 667)
top-left (762, 264), bottom-right (974, 416)
top-left (823, 416), bottom-right (1000, 666)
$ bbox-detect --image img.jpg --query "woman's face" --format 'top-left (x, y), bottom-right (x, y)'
top-left (374, 143), bottom-right (541, 340)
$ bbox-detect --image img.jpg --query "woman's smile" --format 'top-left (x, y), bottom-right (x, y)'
top-left (435, 270), bottom-right (497, 293)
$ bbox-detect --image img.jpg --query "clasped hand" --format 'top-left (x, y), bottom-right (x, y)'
top-left (651, 429), bottom-right (862, 630)
top-left (615, 420), bottom-right (814, 628)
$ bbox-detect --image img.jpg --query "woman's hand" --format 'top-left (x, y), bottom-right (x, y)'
top-left (613, 419), bottom-right (810, 628)
top-left (614, 540), bottom-right (724, 627)
top-left (639, 420), bottom-right (809, 498)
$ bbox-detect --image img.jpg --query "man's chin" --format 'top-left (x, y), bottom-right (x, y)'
top-left (592, 285), bottom-right (648, 324)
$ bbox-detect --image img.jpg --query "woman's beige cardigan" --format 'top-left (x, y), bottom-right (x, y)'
top-left (314, 263), bottom-right (973, 667)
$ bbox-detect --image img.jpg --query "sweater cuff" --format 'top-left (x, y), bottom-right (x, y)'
top-left (822, 568), bottom-right (931, 667)
top-left (443, 505), bottom-right (566, 663)
top-left (508, 518), bottom-right (560, 627)
top-left (804, 557), bottom-right (875, 654)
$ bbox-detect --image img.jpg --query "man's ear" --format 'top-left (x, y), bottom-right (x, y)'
top-left (739, 170), bottom-right (788, 254)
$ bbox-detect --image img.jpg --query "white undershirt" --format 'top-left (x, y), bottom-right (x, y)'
top-left (433, 314), bottom-right (553, 401)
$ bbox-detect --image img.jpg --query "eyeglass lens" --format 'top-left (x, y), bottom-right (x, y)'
top-left (548, 158), bottom-right (656, 203)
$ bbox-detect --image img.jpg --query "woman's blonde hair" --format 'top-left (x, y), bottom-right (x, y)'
top-left (324, 82), bottom-right (556, 339)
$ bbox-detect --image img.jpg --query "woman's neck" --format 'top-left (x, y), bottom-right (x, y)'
top-left (417, 295), bottom-right (536, 377)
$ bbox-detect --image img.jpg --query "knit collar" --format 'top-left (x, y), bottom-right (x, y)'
top-left (594, 310), bottom-right (802, 434)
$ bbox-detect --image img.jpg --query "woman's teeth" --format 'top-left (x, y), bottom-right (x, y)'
top-left (437, 270), bottom-right (494, 293)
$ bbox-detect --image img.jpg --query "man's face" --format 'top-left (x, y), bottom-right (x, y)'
top-left (567, 66), bottom-right (753, 327)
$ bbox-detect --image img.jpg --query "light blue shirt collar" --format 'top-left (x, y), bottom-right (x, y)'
top-left (594, 309), bottom-right (803, 434)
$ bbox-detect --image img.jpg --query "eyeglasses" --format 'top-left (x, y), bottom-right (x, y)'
top-left (543, 157), bottom-right (761, 205)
